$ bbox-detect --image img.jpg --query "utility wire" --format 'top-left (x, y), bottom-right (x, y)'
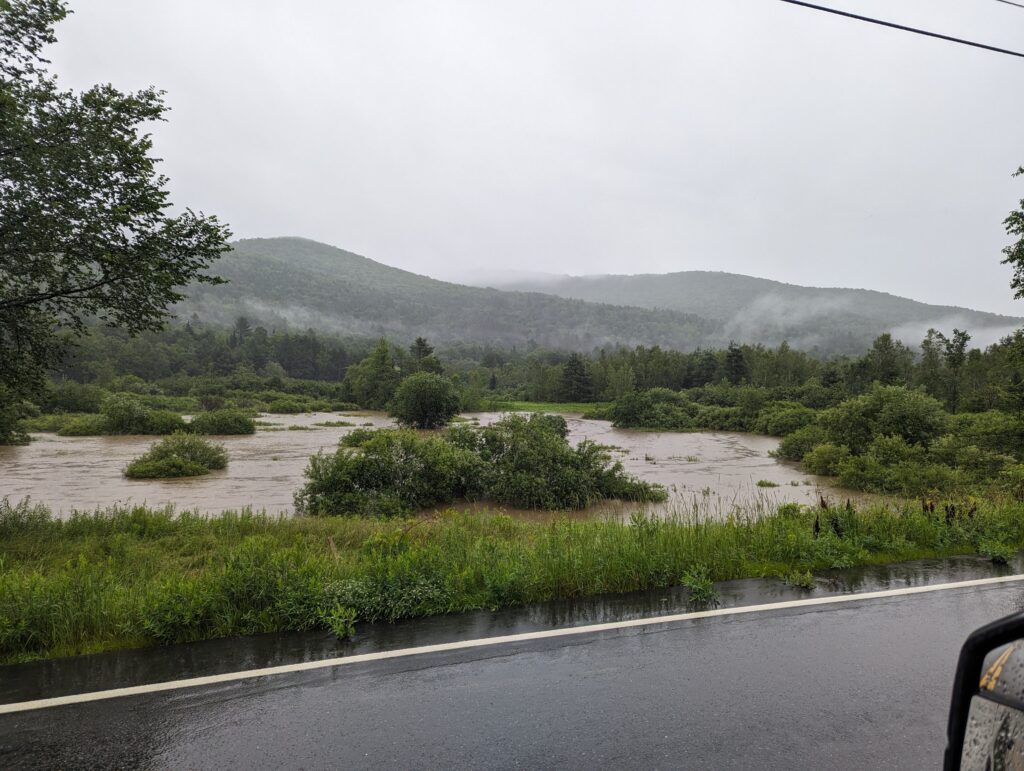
top-left (993, 0), bottom-right (1024, 10)
top-left (777, 0), bottom-right (1024, 58)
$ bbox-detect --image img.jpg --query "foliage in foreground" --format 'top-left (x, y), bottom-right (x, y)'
top-left (123, 433), bottom-right (228, 479)
top-left (295, 413), bottom-right (666, 515)
top-left (1, 497), bottom-right (1022, 663)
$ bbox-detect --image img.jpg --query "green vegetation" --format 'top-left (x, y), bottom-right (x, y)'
top-left (603, 353), bottom-right (1024, 499)
top-left (389, 372), bottom-right (461, 428)
top-left (188, 409), bottom-right (256, 435)
top-left (3, 497), bottom-right (1023, 663)
top-left (680, 563), bottom-right (719, 606)
top-left (296, 413), bottom-right (666, 516)
top-left (0, 1), bottom-right (229, 444)
top-left (123, 433), bottom-right (228, 479)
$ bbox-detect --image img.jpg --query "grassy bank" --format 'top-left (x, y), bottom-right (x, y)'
top-left (1, 497), bottom-right (1021, 664)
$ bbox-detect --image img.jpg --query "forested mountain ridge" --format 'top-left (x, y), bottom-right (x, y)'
top-left (180, 238), bottom-right (1021, 355)
top-left (180, 238), bottom-right (714, 351)
top-left (483, 271), bottom-right (1023, 352)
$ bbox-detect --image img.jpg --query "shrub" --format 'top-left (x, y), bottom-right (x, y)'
top-left (145, 410), bottom-right (188, 435)
top-left (978, 539), bottom-right (1014, 565)
top-left (802, 443), bottom-right (850, 476)
top-left (777, 424), bottom-right (826, 461)
top-left (948, 412), bottom-right (1024, 459)
top-left (608, 388), bottom-right (694, 430)
top-left (929, 435), bottom-right (1012, 482)
top-left (389, 373), bottom-right (461, 429)
top-left (189, 409), bottom-right (256, 435)
top-left (681, 565), bottom-right (718, 606)
top-left (57, 414), bottom-right (109, 436)
top-left (102, 394), bottom-right (152, 434)
top-left (753, 403), bottom-right (817, 436)
top-left (820, 385), bottom-right (947, 454)
top-left (124, 433), bottom-right (228, 479)
top-left (339, 427), bottom-right (378, 447)
top-left (784, 569), bottom-right (815, 590)
top-left (296, 414), bottom-right (665, 516)
top-left (45, 382), bottom-right (107, 413)
top-left (998, 464), bottom-right (1024, 500)
top-left (295, 430), bottom-right (483, 516)
top-left (265, 397), bottom-right (308, 414)
top-left (476, 414), bottom-right (663, 509)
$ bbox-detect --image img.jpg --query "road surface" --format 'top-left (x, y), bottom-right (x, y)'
top-left (2, 567), bottom-right (1023, 769)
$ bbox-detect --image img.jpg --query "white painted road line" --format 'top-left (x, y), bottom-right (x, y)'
top-left (3, 573), bottom-right (1023, 715)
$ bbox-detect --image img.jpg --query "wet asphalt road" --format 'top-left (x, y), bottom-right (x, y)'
top-left (3, 575), bottom-right (1024, 770)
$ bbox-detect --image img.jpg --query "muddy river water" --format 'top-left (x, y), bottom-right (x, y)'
top-left (0, 412), bottom-right (855, 521)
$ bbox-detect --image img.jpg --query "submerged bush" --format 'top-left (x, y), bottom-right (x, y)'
top-left (752, 403), bottom-right (817, 437)
top-left (802, 443), bottom-right (851, 476)
top-left (189, 409), bottom-right (256, 435)
top-left (265, 397), bottom-right (309, 414)
top-left (65, 394), bottom-right (188, 436)
top-left (145, 410), bottom-right (189, 435)
top-left (103, 394), bottom-right (155, 434)
top-left (124, 433), bottom-right (228, 479)
top-left (57, 414), bottom-right (109, 436)
top-left (339, 427), bottom-right (378, 447)
top-left (777, 424), bottom-right (827, 461)
top-left (296, 413), bottom-right (665, 516)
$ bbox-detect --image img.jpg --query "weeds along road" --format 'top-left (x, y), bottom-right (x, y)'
top-left (2, 575), bottom-right (1024, 770)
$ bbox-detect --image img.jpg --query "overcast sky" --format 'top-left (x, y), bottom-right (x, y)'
top-left (49, 0), bottom-right (1024, 315)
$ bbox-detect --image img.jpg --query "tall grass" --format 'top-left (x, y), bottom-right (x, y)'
top-left (1, 496), bottom-right (1021, 663)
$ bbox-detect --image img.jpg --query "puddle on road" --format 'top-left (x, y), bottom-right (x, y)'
top-left (0, 411), bottom-right (857, 520)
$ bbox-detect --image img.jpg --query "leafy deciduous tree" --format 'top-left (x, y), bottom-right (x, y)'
top-left (0, 1), bottom-right (231, 423)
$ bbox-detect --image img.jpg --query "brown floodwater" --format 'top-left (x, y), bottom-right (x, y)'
top-left (0, 411), bottom-right (857, 521)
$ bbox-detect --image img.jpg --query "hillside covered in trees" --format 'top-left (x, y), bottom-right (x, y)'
top-left (179, 238), bottom-right (1019, 356)
top-left (180, 238), bottom-right (713, 352)
top-left (482, 270), bottom-right (1022, 353)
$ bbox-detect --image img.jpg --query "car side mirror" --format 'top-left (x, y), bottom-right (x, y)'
top-left (946, 610), bottom-right (1024, 770)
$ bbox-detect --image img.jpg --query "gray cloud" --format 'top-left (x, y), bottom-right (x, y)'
top-left (49, 0), bottom-right (1024, 315)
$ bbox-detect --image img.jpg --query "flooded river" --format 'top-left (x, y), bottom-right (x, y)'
top-left (0, 412), bottom-right (853, 520)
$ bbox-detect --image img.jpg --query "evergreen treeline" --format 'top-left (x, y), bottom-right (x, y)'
top-left (34, 319), bottom-right (1024, 415)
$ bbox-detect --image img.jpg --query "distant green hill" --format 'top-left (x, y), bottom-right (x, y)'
top-left (180, 238), bottom-right (1021, 355)
top-left (486, 271), bottom-right (1023, 352)
top-left (181, 238), bottom-right (714, 351)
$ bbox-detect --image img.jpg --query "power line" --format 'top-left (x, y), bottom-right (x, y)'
top-left (994, 0), bottom-right (1024, 10)
top-left (777, 0), bottom-right (1024, 59)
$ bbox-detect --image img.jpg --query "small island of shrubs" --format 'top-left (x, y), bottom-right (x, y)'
top-left (124, 433), bottom-right (229, 479)
top-left (296, 412), bottom-right (666, 516)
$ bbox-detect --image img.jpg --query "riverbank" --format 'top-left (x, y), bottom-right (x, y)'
top-left (1, 496), bottom-right (1019, 664)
